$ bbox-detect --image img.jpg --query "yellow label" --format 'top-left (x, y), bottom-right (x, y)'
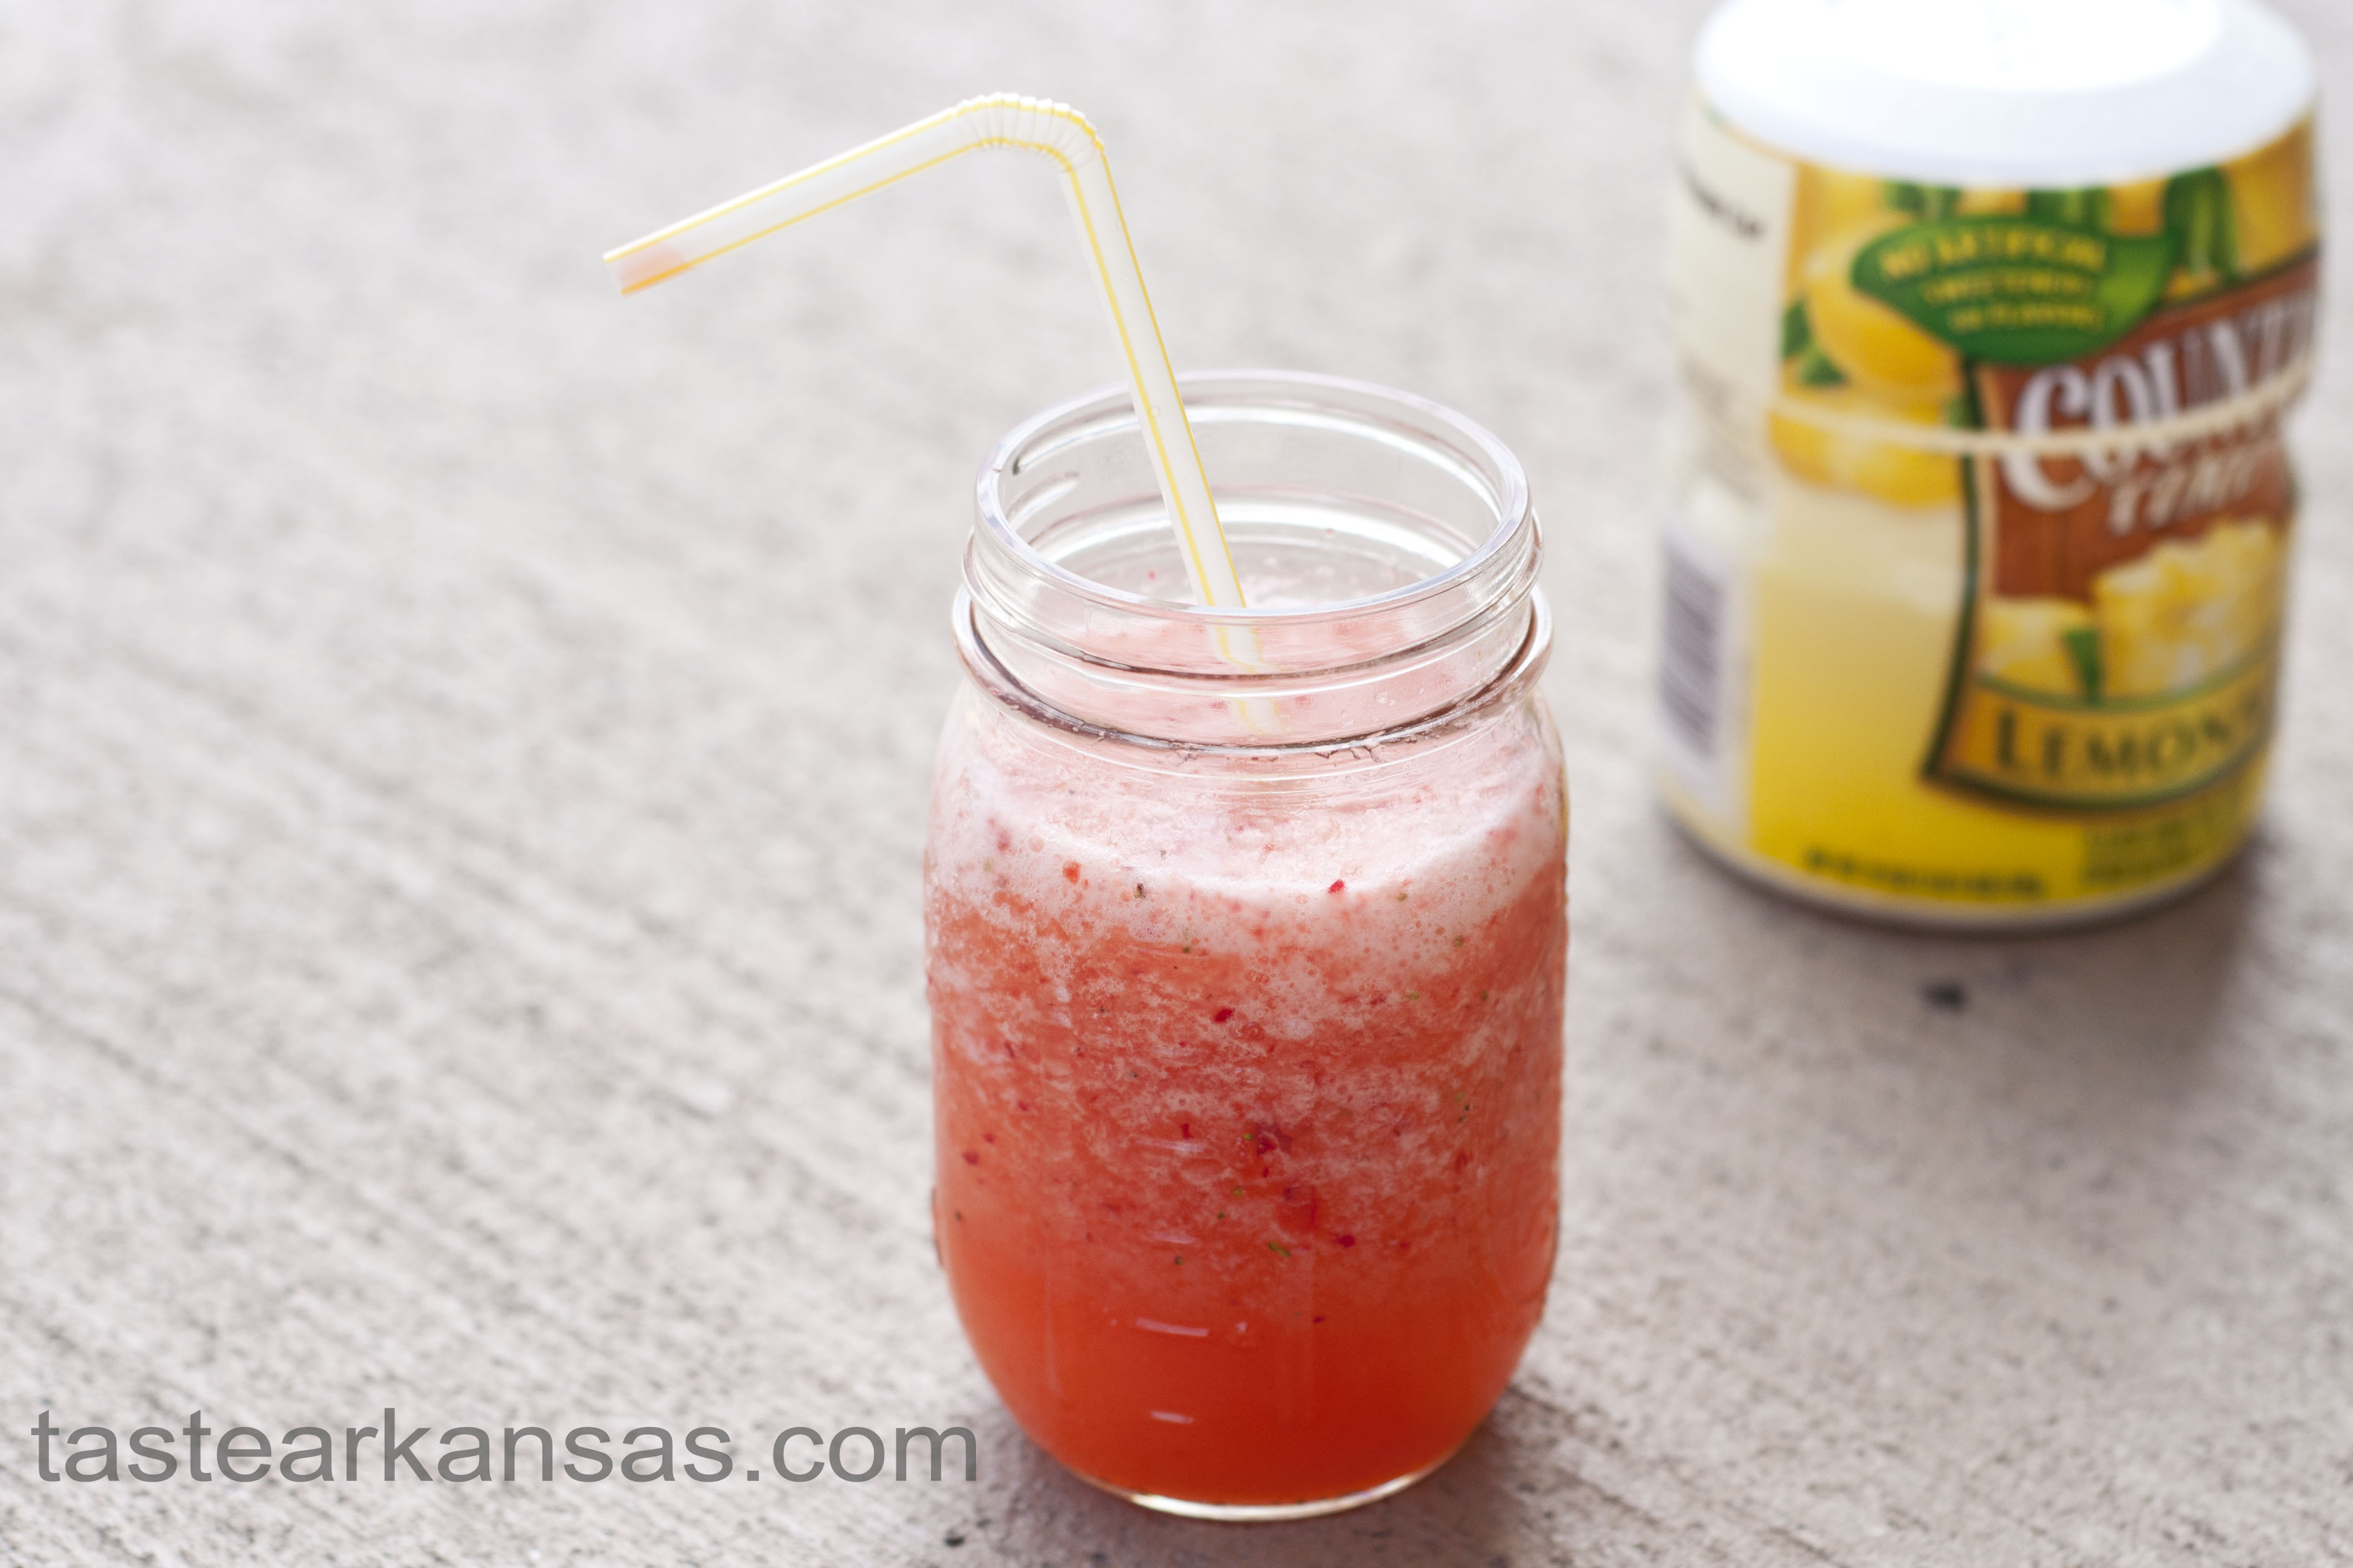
top-left (1664, 105), bottom-right (2318, 918)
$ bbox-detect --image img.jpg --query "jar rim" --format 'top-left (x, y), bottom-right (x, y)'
top-left (974, 369), bottom-right (1532, 626)
top-left (951, 584), bottom-right (1554, 763)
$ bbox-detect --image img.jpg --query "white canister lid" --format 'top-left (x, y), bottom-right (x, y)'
top-left (1694, 0), bottom-right (2315, 188)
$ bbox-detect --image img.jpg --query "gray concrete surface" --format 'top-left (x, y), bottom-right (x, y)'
top-left (4, 2), bottom-right (2351, 1563)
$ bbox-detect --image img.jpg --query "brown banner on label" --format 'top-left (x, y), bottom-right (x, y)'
top-left (1925, 252), bottom-right (2315, 812)
top-left (1973, 254), bottom-right (2316, 600)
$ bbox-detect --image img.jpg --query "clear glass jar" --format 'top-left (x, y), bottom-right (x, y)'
top-left (926, 372), bottom-right (1564, 1520)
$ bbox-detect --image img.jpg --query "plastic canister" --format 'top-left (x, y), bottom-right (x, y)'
top-left (1660, 0), bottom-right (2319, 927)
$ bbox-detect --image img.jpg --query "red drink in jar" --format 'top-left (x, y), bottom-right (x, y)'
top-left (928, 374), bottom-right (1565, 1518)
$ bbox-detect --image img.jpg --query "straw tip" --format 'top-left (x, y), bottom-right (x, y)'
top-left (604, 240), bottom-right (691, 295)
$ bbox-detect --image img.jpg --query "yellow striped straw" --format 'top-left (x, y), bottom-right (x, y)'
top-left (605, 93), bottom-right (1250, 614)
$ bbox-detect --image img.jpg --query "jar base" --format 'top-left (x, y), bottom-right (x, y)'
top-left (1069, 1445), bottom-right (1460, 1523)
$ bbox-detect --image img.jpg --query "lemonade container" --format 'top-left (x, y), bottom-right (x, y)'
top-left (1660, 0), bottom-right (2319, 926)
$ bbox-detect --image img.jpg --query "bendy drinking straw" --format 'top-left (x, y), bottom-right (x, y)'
top-left (605, 93), bottom-right (1249, 613)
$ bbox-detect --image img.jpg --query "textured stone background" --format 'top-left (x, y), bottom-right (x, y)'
top-left (4, 2), bottom-right (2350, 1564)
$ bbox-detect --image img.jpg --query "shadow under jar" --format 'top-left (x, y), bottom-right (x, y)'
top-left (926, 372), bottom-right (1565, 1520)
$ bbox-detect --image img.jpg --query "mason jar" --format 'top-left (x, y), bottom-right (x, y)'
top-left (926, 371), bottom-right (1566, 1519)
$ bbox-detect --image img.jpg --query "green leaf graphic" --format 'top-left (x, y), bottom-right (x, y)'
top-left (2162, 167), bottom-right (2237, 287)
top-left (1795, 347), bottom-right (1848, 387)
top-left (2024, 186), bottom-right (2112, 231)
top-left (1851, 218), bottom-right (2176, 364)
top-left (1780, 300), bottom-right (1846, 383)
top-left (1781, 297), bottom-right (1812, 359)
top-left (1886, 181), bottom-right (1963, 221)
top-left (2061, 625), bottom-right (2104, 705)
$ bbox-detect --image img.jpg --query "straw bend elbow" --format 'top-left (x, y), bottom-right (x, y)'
top-left (951, 93), bottom-right (1106, 170)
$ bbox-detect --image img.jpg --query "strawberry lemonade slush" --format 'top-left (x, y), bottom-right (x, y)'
top-left (928, 686), bottom-right (1565, 1510)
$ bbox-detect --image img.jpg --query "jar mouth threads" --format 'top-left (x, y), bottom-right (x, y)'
top-left (963, 372), bottom-right (1549, 750)
top-left (951, 588), bottom-right (1554, 764)
top-left (976, 371), bottom-right (1532, 628)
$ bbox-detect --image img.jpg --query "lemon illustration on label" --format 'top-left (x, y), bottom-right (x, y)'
top-left (1804, 219), bottom-right (1966, 400)
top-left (1766, 384), bottom-right (1962, 507)
top-left (1979, 598), bottom-right (2097, 699)
top-left (1770, 216), bottom-right (1968, 507)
